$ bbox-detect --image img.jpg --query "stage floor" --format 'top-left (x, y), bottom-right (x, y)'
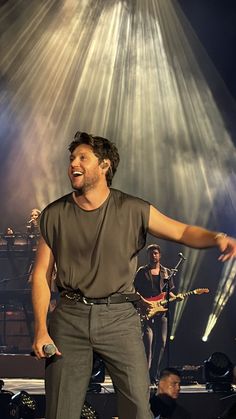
top-left (2, 377), bottom-right (236, 419)
top-left (1, 353), bottom-right (236, 419)
top-left (3, 376), bottom-right (210, 394)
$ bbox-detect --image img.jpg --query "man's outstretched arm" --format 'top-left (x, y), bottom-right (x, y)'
top-left (148, 205), bottom-right (236, 262)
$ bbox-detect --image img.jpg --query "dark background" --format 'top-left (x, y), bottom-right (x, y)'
top-left (177, 0), bottom-right (236, 103)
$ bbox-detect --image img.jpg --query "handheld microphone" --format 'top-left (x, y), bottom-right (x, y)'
top-left (178, 252), bottom-right (186, 260)
top-left (43, 344), bottom-right (57, 358)
top-left (30, 343), bottom-right (57, 358)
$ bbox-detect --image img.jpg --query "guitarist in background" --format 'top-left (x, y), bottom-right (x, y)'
top-left (135, 244), bottom-right (181, 385)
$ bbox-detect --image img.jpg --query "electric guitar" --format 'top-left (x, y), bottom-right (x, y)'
top-left (140, 288), bottom-right (209, 319)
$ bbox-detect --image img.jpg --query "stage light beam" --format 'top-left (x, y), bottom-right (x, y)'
top-left (202, 260), bottom-right (236, 341)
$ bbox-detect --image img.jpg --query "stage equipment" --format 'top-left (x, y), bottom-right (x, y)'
top-left (81, 400), bottom-right (99, 419)
top-left (8, 390), bottom-right (37, 418)
top-left (204, 352), bottom-right (234, 393)
top-left (176, 364), bottom-right (205, 385)
top-left (91, 353), bottom-right (105, 383)
top-left (87, 353), bottom-right (106, 394)
top-left (220, 393), bottom-right (236, 419)
top-left (0, 379), bottom-right (14, 419)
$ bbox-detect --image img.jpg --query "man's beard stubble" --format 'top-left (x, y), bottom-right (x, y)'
top-left (71, 174), bottom-right (100, 196)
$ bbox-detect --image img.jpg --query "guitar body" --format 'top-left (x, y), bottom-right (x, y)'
top-left (145, 293), bottom-right (168, 302)
top-left (141, 288), bottom-right (209, 319)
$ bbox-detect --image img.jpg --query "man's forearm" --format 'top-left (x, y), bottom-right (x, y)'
top-left (180, 225), bottom-right (221, 248)
top-left (32, 275), bottom-right (51, 334)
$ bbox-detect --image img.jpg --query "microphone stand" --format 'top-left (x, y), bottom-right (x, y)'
top-left (165, 253), bottom-right (186, 368)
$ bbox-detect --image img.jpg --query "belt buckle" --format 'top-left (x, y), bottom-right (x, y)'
top-left (82, 296), bottom-right (94, 305)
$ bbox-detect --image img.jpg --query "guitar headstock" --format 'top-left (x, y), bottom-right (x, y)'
top-left (193, 288), bottom-right (209, 295)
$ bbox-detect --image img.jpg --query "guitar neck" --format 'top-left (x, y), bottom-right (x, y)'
top-left (160, 290), bottom-right (195, 306)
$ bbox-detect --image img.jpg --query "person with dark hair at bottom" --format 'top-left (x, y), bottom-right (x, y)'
top-left (150, 368), bottom-right (191, 418)
top-left (135, 244), bottom-right (183, 384)
top-left (31, 130), bottom-right (236, 419)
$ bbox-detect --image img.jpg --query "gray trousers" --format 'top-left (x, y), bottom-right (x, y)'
top-left (45, 297), bottom-right (153, 419)
top-left (143, 315), bottom-right (168, 382)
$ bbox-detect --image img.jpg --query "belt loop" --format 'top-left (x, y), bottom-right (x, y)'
top-left (107, 296), bottom-right (111, 306)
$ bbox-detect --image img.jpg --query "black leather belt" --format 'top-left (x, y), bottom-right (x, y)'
top-left (60, 290), bottom-right (140, 305)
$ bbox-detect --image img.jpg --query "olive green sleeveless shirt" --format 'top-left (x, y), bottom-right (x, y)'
top-left (40, 188), bottom-right (150, 298)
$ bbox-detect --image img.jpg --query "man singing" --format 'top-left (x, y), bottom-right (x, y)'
top-left (32, 131), bottom-right (236, 419)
